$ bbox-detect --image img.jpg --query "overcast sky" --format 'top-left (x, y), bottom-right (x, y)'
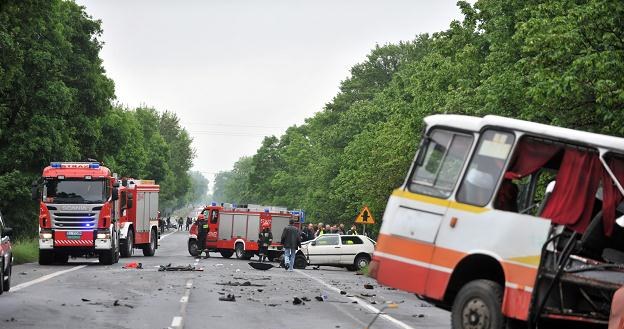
top-left (75, 0), bottom-right (464, 190)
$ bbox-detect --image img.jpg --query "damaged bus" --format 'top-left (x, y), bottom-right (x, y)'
top-left (370, 115), bottom-right (624, 329)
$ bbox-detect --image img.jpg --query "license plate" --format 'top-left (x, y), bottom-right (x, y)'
top-left (66, 231), bottom-right (82, 240)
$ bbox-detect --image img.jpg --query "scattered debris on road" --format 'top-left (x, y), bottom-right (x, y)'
top-left (314, 296), bottom-right (324, 302)
top-left (81, 298), bottom-right (90, 302)
top-left (216, 281), bottom-right (265, 287)
top-left (219, 294), bottom-right (236, 302)
top-left (248, 262), bottom-right (274, 270)
top-left (158, 264), bottom-right (203, 271)
top-left (301, 297), bottom-right (311, 302)
top-left (293, 297), bottom-right (304, 305)
top-left (340, 290), bottom-right (347, 295)
top-left (363, 284), bottom-right (374, 289)
top-left (360, 293), bottom-right (376, 298)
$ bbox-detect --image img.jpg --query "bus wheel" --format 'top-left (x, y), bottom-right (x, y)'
top-left (39, 250), bottom-right (54, 265)
top-left (220, 250), bottom-right (234, 258)
top-left (451, 279), bottom-right (505, 329)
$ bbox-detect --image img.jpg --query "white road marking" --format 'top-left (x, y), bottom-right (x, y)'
top-left (170, 316), bottom-right (182, 328)
top-left (12, 265), bottom-right (87, 292)
top-left (296, 270), bottom-right (416, 329)
top-left (169, 278), bottom-right (194, 329)
top-left (160, 231), bottom-right (177, 240)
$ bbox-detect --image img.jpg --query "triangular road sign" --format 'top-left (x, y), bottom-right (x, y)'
top-left (355, 206), bottom-right (375, 224)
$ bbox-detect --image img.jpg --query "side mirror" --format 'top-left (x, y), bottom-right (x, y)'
top-left (2, 227), bottom-right (12, 238)
top-left (311, 241), bottom-right (316, 246)
top-left (31, 181), bottom-right (39, 201)
top-left (415, 137), bottom-right (430, 167)
top-left (111, 187), bottom-right (119, 201)
top-left (127, 194), bottom-right (134, 209)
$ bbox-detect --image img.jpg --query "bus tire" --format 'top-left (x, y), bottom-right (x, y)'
top-left (451, 279), bottom-right (505, 329)
top-left (98, 249), bottom-right (114, 265)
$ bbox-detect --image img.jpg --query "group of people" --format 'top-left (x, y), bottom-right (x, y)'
top-left (159, 216), bottom-right (194, 234)
top-left (299, 222), bottom-right (359, 241)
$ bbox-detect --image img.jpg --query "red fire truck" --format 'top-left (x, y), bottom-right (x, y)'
top-left (117, 178), bottom-right (160, 258)
top-left (187, 204), bottom-right (300, 260)
top-left (33, 162), bottom-right (159, 265)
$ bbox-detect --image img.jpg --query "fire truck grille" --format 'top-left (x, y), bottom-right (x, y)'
top-left (51, 210), bottom-right (100, 230)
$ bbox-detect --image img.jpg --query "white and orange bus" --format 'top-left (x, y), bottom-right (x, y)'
top-left (370, 115), bottom-right (624, 329)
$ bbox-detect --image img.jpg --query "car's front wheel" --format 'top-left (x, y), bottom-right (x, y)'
top-left (294, 254), bottom-right (307, 269)
top-left (354, 254), bottom-right (370, 271)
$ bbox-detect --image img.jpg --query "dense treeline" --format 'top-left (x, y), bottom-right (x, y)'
top-left (0, 1), bottom-right (203, 236)
top-left (212, 0), bottom-right (624, 235)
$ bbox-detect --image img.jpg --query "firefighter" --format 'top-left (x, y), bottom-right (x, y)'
top-left (196, 214), bottom-right (210, 258)
top-left (258, 222), bottom-right (273, 262)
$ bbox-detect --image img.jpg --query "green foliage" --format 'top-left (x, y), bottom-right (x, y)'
top-left (212, 0), bottom-right (624, 237)
top-left (12, 238), bottom-right (39, 264)
top-left (0, 0), bottom-right (200, 237)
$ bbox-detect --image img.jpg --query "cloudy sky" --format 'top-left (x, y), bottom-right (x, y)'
top-left (75, 0), bottom-right (464, 189)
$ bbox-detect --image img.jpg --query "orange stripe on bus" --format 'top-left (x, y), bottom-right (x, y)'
top-left (376, 233), bottom-right (538, 289)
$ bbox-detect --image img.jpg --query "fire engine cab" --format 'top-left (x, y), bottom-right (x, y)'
top-left (188, 204), bottom-right (300, 260)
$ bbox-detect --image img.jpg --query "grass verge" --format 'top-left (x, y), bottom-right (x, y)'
top-left (358, 265), bottom-right (370, 276)
top-left (12, 238), bottom-right (38, 264)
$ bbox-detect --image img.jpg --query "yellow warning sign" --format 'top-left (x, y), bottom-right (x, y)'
top-left (355, 206), bottom-right (375, 225)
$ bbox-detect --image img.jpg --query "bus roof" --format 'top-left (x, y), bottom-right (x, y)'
top-left (424, 114), bottom-right (624, 153)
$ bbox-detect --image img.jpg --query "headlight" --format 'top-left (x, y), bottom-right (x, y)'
top-left (40, 233), bottom-right (52, 239)
top-left (96, 233), bottom-right (110, 239)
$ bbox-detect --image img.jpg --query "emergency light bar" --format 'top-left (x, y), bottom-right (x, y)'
top-left (50, 162), bottom-right (100, 169)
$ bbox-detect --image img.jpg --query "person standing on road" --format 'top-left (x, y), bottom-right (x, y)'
top-left (178, 217), bottom-right (183, 230)
top-left (258, 223), bottom-right (273, 262)
top-left (196, 214), bottom-right (210, 258)
top-left (185, 217), bottom-right (191, 231)
top-left (281, 219), bottom-right (301, 271)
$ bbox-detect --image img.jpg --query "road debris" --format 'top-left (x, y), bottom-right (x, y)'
top-left (248, 262), bottom-right (274, 270)
top-left (340, 290), bottom-right (347, 295)
top-left (219, 294), bottom-right (236, 302)
top-left (122, 262), bottom-right (143, 269)
top-left (301, 297), bottom-right (311, 302)
top-left (314, 296), bottom-right (324, 302)
top-left (364, 284), bottom-right (374, 289)
top-left (81, 298), bottom-right (90, 302)
top-left (158, 264), bottom-right (203, 271)
top-left (293, 297), bottom-right (304, 305)
top-left (216, 281), bottom-right (265, 287)
top-left (361, 293), bottom-right (376, 297)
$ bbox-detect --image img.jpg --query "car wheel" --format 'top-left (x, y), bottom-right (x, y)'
top-left (354, 254), bottom-right (370, 271)
top-left (3, 259), bottom-right (10, 292)
top-left (451, 279), bottom-right (505, 329)
top-left (188, 239), bottom-right (200, 257)
top-left (294, 254), bottom-right (307, 269)
top-left (235, 243), bottom-right (245, 259)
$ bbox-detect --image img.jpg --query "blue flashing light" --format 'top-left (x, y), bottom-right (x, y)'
top-left (89, 163), bottom-right (100, 169)
top-left (211, 202), bottom-right (217, 206)
top-left (264, 208), bottom-right (270, 213)
top-left (51, 162), bottom-right (61, 168)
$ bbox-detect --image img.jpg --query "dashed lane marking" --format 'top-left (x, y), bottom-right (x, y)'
top-left (169, 278), bottom-right (194, 329)
top-left (296, 270), bottom-right (416, 329)
top-left (12, 265), bottom-right (87, 292)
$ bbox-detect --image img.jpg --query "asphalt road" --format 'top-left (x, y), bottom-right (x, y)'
top-left (0, 230), bottom-right (450, 329)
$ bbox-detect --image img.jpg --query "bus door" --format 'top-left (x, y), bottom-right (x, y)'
top-left (377, 128), bottom-right (474, 294)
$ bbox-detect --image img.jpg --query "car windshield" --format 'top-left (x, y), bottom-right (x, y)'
top-left (43, 179), bottom-right (107, 204)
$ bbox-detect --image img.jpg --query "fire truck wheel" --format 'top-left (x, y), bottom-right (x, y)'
top-left (188, 239), bottom-right (200, 257)
top-left (53, 253), bottom-right (69, 264)
top-left (120, 229), bottom-right (134, 258)
top-left (235, 243), bottom-right (245, 259)
top-left (451, 279), bottom-right (505, 329)
top-left (99, 249), bottom-right (115, 265)
top-left (38, 250), bottom-right (54, 265)
top-left (142, 230), bottom-right (157, 256)
top-left (219, 250), bottom-right (233, 258)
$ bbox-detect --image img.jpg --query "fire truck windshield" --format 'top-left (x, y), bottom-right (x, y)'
top-left (43, 179), bottom-right (107, 204)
